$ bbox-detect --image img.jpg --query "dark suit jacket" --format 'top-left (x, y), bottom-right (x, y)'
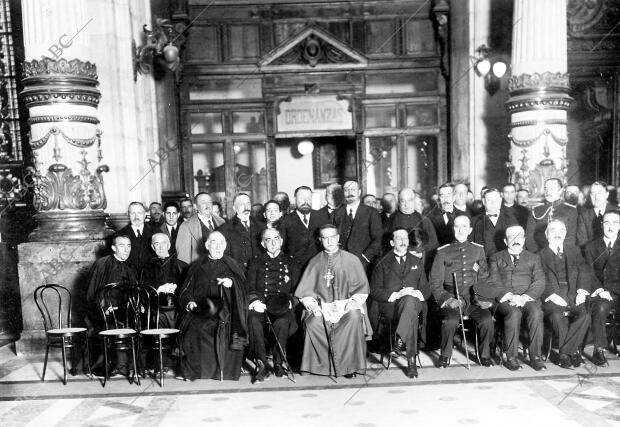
top-left (159, 223), bottom-right (179, 253)
top-left (280, 209), bottom-right (330, 268)
top-left (370, 250), bottom-right (430, 302)
top-left (118, 224), bottom-right (154, 272)
top-left (538, 245), bottom-right (592, 304)
top-left (318, 205), bottom-right (338, 222)
top-left (577, 203), bottom-right (617, 247)
top-left (525, 201), bottom-right (578, 252)
top-left (584, 237), bottom-right (620, 294)
top-left (501, 203), bottom-right (529, 229)
top-left (428, 206), bottom-right (467, 246)
top-left (486, 249), bottom-right (545, 301)
top-left (471, 211), bottom-right (518, 257)
top-left (333, 203), bottom-right (383, 265)
top-left (384, 210), bottom-right (439, 257)
top-left (217, 215), bottom-right (262, 268)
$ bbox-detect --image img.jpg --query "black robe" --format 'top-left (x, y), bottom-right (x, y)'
top-left (178, 255), bottom-right (247, 381)
top-left (140, 256), bottom-right (188, 328)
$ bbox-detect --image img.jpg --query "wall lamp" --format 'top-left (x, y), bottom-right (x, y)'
top-left (133, 18), bottom-right (186, 81)
top-left (472, 44), bottom-right (508, 96)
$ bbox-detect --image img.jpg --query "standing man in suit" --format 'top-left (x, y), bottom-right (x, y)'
top-left (179, 198), bottom-right (194, 223)
top-left (161, 201), bottom-right (180, 250)
top-left (385, 188), bottom-right (438, 263)
top-left (539, 220), bottom-right (592, 369)
top-left (429, 215), bottom-right (495, 368)
top-left (501, 183), bottom-right (529, 229)
top-left (485, 225), bottom-right (546, 371)
top-left (429, 183), bottom-right (467, 246)
top-left (379, 193), bottom-right (397, 227)
top-left (453, 183), bottom-right (474, 217)
top-left (371, 228), bottom-right (429, 378)
top-left (147, 202), bottom-right (164, 230)
top-left (119, 202), bottom-right (154, 272)
top-left (577, 181), bottom-right (617, 247)
top-left (584, 210), bottom-right (620, 366)
top-left (332, 180), bottom-right (383, 274)
top-left (175, 192), bottom-right (225, 265)
top-left (471, 188), bottom-right (518, 257)
top-left (526, 178), bottom-right (578, 252)
top-left (318, 182), bottom-right (343, 221)
top-left (218, 193), bottom-right (262, 269)
top-left (280, 186), bottom-right (329, 269)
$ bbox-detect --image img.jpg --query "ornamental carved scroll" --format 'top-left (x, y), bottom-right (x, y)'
top-left (33, 162), bottom-right (109, 211)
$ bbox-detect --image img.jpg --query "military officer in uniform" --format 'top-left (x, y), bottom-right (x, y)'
top-left (430, 214), bottom-right (495, 368)
top-left (525, 178), bottom-right (578, 252)
top-left (247, 228), bottom-right (301, 383)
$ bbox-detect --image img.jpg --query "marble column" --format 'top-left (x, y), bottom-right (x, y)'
top-left (505, 0), bottom-right (572, 199)
top-left (21, 0), bottom-right (110, 241)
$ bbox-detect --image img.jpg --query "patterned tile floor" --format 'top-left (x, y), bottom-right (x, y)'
top-left (1, 345), bottom-right (619, 427)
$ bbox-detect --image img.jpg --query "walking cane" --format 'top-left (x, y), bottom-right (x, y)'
top-left (316, 296), bottom-right (338, 381)
top-left (452, 272), bottom-right (470, 370)
top-left (264, 313), bottom-right (296, 383)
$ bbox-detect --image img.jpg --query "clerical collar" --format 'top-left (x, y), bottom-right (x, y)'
top-left (324, 249), bottom-right (339, 256)
top-left (346, 200), bottom-right (361, 217)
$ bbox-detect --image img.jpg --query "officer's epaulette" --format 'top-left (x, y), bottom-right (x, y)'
top-left (471, 242), bottom-right (483, 248)
top-left (437, 244), bottom-right (450, 251)
top-left (408, 250), bottom-right (423, 258)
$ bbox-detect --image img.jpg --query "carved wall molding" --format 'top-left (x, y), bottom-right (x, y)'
top-left (508, 128), bottom-right (568, 148)
top-left (22, 57), bottom-right (98, 80)
top-left (508, 72), bottom-right (570, 92)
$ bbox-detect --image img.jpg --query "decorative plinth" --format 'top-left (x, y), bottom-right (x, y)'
top-left (0, 243), bottom-right (21, 341)
top-left (16, 240), bottom-right (107, 355)
top-left (29, 210), bottom-right (113, 242)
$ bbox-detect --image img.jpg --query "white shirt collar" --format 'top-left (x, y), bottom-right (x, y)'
top-left (197, 212), bottom-right (213, 226)
top-left (346, 200), bottom-right (361, 217)
top-left (132, 225), bottom-right (144, 235)
top-left (296, 210), bottom-right (311, 222)
top-left (604, 237), bottom-right (616, 248)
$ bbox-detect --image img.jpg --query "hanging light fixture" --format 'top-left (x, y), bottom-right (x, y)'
top-left (472, 44), bottom-right (509, 95)
top-left (297, 139), bottom-right (314, 155)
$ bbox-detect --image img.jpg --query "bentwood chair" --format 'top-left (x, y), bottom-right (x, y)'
top-left (133, 284), bottom-right (180, 387)
top-left (34, 284), bottom-right (91, 385)
top-left (378, 309), bottom-right (424, 372)
top-left (97, 283), bottom-right (140, 387)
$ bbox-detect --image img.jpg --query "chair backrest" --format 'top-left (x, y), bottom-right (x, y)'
top-left (34, 284), bottom-right (72, 332)
top-left (133, 283), bottom-right (161, 331)
top-left (96, 283), bottom-right (139, 331)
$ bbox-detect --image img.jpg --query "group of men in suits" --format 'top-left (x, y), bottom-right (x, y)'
top-left (89, 175), bottom-right (620, 381)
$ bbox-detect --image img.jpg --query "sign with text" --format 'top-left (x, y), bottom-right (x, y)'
top-left (277, 95), bottom-right (352, 132)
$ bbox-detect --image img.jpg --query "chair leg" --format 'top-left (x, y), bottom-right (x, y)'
top-left (42, 342), bottom-right (50, 381)
top-left (84, 335), bottom-right (92, 378)
top-left (69, 339), bottom-right (77, 376)
top-left (103, 337), bottom-right (108, 388)
top-left (159, 338), bottom-right (164, 387)
top-left (60, 337), bottom-right (68, 385)
top-left (474, 328), bottom-right (481, 365)
top-left (131, 336), bottom-right (140, 386)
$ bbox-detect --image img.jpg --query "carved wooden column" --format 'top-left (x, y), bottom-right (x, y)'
top-left (505, 0), bottom-right (572, 199)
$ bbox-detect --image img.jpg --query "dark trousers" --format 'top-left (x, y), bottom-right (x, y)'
top-left (440, 304), bottom-right (494, 358)
top-left (380, 296), bottom-right (425, 358)
top-left (590, 295), bottom-right (619, 348)
top-left (494, 300), bottom-right (543, 358)
top-left (544, 302), bottom-right (590, 355)
top-left (248, 310), bottom-right (297, 365)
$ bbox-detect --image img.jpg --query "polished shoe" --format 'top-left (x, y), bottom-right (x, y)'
top-left (480, 357), bottom-right (494, 367)
top-left (571, 351), bottom-right (584, 368)
top-left (591, 348), bottom-right (607, 367)
top-left (407, 357), bottom-right (418, 378)
top-left (393, 337), bottom-right (406, 354)
top-left (273, 363), bottom-right (285, 377)
top-left (530, 356), bottom-right (547, 371)
top-left (252, 360), bottom-right (270, 384)
top-left (343, 373), bottom-right (357, 379)
top-left (504, 357), bottom-right (522, 371)
top-left (437, 355), bottom-right (450, 368)
top-left (558, 353), bottom-right (573, 369)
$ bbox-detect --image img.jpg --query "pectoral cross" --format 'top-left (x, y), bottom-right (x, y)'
top-left (324, 269), bottom-right (334, 287)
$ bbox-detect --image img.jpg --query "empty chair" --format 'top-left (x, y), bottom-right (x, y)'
top-left (34, 284), bottom-right (91, 385)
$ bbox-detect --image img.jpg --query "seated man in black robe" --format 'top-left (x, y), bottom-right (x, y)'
top-left (85, 234), bottom-right (138, 375)
top-left (371, 228), bottom-right (429, 378)
top-left (247, 228), bottom-right (301, 383)
top-left (178, 231), bottom-right (248, 381)
top-left (140, 233), bottom-right (187, 329)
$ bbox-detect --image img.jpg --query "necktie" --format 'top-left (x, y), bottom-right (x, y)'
top-left (243, 221), bottom-right (249, 230)
top-left (512, 254), bottom-right (519, 266)
top-left (207, 219), bottom-right (214, 231)
top-left (302, 213), bottom-right (308, 226)
top-left (348, 209), bottom-right (353, 222)
top-left (556, 248), bottom-right (563, 258)
top-left (608, 242), bottom-right (613, 253)
top-left (396, 255), bottom-right (405, 264)
top-left (598, 210), bottom-right (604, 221)
top-left (136, 228), bottom-right (141, 238)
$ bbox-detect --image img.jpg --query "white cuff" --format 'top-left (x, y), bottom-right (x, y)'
top-left (576, 289), bottom-right (590, 296)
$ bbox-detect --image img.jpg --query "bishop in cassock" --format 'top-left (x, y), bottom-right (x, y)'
top-left (177, 232), bottom-right (248, 381)
top-left (295, 224), bottom-right (372, 378)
